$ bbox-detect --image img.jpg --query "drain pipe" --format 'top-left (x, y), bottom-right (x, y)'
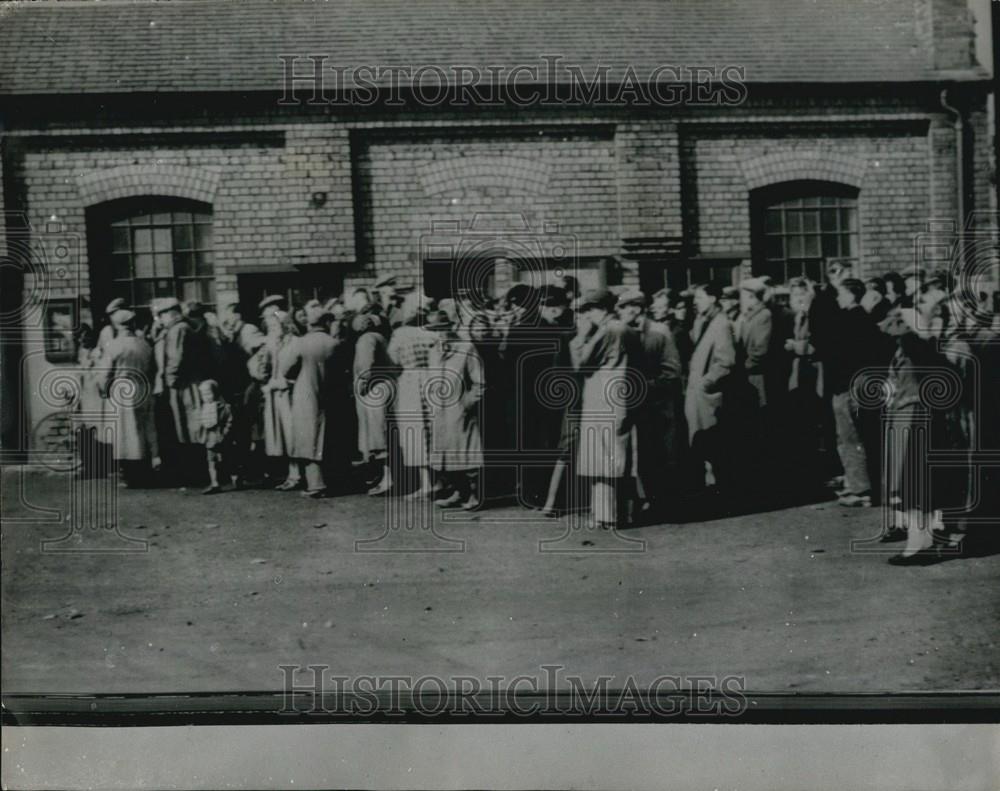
top-left (939, 88), bottom-right (966, 272)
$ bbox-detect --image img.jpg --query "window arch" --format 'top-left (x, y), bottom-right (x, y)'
top-left (87, 196), bottom-right (215, 321)
top-left (751, 180), bottom-right (859, 284)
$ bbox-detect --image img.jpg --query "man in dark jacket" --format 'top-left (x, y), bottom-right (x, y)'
top-left (828, 278), bottom-right (882, 506)
top-left (617, 290), bottom-right (683, 521)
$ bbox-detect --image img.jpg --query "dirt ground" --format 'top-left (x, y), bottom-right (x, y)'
top-left (2, 466), bottom-right (998, 694)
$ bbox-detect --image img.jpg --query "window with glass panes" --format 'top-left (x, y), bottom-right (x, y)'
top-left (104, 198), bottom-right (215, 312)
top-left (753, 182), bottom-right (859, 284)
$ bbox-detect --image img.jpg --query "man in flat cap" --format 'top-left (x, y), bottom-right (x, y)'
top-left (617, 289), bottom-right (683, 522)
top-left (215, 296), bottom-right (266, 486)
top-left (731, 277), bottom-right (776, 496)
top-left (101, 308), bottom-right (158, 487)
top-left (278, 299), bottom-right (339, 497)
top-left (156, 296), bottom-right (208, 484)
top-left (685, 282), bottom-right (736, 492)
top-left (570, 288), bottom-right (632, 528)
top-left (524, 285), bottom-right (578, 512)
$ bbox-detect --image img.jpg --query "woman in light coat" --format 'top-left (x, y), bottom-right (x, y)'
top-left (101, 310), bottom-right (158, 487)
top-left (387, 293), bottom-right (438, 498)
top-left (278, 301), bottom-right (339, 497)
top-left (570, 290), bottom-right (631, 527)
top-left (352, 313), bottom-right (395, 495)
top-left (258, 309), bottom-right (302, 490)
top-left (425, 310), bottom-right (486, 510)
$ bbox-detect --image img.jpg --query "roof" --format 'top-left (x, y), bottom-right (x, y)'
top-left (0, 0), bottom-right (988, 96)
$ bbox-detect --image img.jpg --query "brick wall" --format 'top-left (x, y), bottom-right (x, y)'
top-left (350, 126), bottom-right (620, 292)
top-left (680, 122), bottom-right (934, 277)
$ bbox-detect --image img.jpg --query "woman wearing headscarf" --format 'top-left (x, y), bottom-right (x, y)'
top-left (425, 310), bottom-right (485, 509)
top-left (387, 292), bottom-right (438, 498)
top-left (352, 312), bottom-right (395, 495)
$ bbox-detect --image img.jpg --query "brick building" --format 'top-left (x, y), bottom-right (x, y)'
top-left (0, 0), bottom-right (995, 454)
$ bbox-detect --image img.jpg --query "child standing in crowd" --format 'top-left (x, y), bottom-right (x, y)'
top-left (199, 379), bottom-right (234, 494)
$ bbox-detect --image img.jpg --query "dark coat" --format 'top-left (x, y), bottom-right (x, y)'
top-left (626, 317), bottom-right (684, 492)
top-left (736, 303), bottom-right (773, 407)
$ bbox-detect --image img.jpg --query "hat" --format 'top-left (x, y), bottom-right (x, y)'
top-left (721, 286), bottom-right (740, 300)
top-left (616, 289), bottom-right (647, 309)
top-left (424, 309), bottom-right (453, 331)
top-left (110, 308), bottom-right (135, 326)
top-left (153, 297), bottom-right (181, 315)
top-left (105, 297), bottom-right (125, 315)
top-left (258, 294), bottom-right (285, 312)
top-left (374, 275), bottom-right (398, 289)
top-left (740, 277), bottom-right (767, 297)
top-left (577, 288), bottom-right (617, 312)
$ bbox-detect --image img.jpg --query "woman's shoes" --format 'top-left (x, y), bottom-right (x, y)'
top-left (435, 491), bottom-right (463, 508)
top-left (274, 479), bottom-right (301, 491)
top-left (838, 493), bottom-right (872, 508)
top-left (887, 549), bottom-right (942, 566)
top-left (879, 527), bottom-right (907, 543)
top-left (202, 485), bottom-right (222, 495)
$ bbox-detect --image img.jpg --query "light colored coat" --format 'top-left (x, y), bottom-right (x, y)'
top-left (571, 316), bottom-right (630, 479)
top-left (685, 308), bottom-right (736, 442)
top-left (101, 332), bottom-right (158, 461)
top-left (279, 328), bottom-right (339, 462)
top-left (427, 338), bottom-right (485, 471)
top-left (261, 333), bottom-right (296, 458)
top-left (162, 318), bottom-right (205, 444)
top-left (387, 325), bottom-right (437, 467)
top-left (353, 329), bottom-right (393, 458)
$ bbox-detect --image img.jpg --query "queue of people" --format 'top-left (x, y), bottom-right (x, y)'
top-left (72, 264), bottom-right (1000, 565)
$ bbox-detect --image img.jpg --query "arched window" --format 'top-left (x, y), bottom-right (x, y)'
top-left (87, 197), bottom-right (215, 320)
top-left (751, 181), bottom-right (859, 284)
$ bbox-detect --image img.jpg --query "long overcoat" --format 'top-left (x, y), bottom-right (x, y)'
top-left (259, 333), bottom-right (297, 458)
top-left (162, 318), bottom-right (207, 445)
top-left (353, 329), bottom-right (394, 458)
top-left (427, 338), bottom-right (485, 471)
top-left (279, 328), bottom-right (339, 462)
top-left (101, 332), bottom-right (158, 461)
top-left (736, 302), bottom-right (773, 408)
top-left (387, 324), bottom-right (437, 467)
top-left (685, 308), bottom-right (736, 442)
top-left (628, 317), bottom-right (684, 490)
top-left (571, 316), bottom-right (631, 479)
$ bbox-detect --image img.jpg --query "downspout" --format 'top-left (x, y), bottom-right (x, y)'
top-left (939, 87), bottom-right (966, 274)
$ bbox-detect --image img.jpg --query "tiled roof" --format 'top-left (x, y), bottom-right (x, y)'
top-left (0, 0), bottom-right (986, 96)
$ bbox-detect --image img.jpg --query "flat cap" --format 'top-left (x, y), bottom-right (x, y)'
top-left (616, 289), bottom-right (647, 309)
top-left (153, 296), bottom-right (181, 314)
top-left (258, 294), bottom-right (286, 312)
top-left (577, 288), bottom-right (617, 312)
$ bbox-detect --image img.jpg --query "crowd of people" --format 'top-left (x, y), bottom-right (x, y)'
top-left (70, 262), bottom-right (1000, 565)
